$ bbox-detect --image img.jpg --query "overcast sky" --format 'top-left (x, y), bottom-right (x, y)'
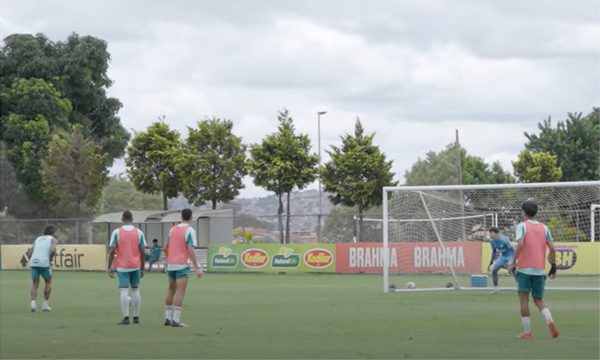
top-left (2, 0), bottom-right (599, 198)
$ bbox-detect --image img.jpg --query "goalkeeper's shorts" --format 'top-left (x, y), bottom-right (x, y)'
top-left (492, 256), bottom-right (513, 271)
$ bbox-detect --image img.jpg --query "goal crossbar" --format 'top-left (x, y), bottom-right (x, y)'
top-left (384, 180), bottom-right (600, 192)
top-left (364, 213), bottom-right (494, 223)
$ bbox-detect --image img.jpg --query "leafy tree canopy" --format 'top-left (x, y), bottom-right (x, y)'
top-left (126, 121), bottom-right (182, 210)
top-left (525, 108), bottom-right (599, 181)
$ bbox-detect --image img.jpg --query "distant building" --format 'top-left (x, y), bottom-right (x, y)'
top-left (92, 209), bottom-right (234, 247)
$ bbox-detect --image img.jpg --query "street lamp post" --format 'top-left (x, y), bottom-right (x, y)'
top-left (317, 111), bottom-right (327, 242)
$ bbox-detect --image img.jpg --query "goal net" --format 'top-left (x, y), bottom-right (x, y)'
top-left (382, 181), bottom-right (600, 293)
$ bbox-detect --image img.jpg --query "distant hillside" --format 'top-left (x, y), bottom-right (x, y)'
top-left (171, 189), bottom-right (333, 215)
top-left (234, 190), bottom-right (334, 216)
top-left (169, 190), bottom-right (335, 233)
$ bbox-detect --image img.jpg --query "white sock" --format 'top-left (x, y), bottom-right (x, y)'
top-left (30, 300), bottom-right (36, 309)
top-left (43, 300), bottom-right (49, 308)
top-left (521, 317), bottom-right (531, 332)
top-left (164, 305), bottom-right (173, 320)
top-left (173, 306), bottom-right (182, 323)
top-left (541, 308), bottom-right (554, 323)
top-left (119, 289), bottom-right (130, 317)
top-left (130, 289), bottom-right (141, 317)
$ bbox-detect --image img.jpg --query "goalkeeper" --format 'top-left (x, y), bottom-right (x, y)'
top-left (487, 226), bottom-right (514, 294)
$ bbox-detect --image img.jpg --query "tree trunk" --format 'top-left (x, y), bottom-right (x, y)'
top-left (277, 193), bottom-right (284, 243)
top-left (76, 221), bottom-right (81, 244)
top-left (358, 204), bottom-right (364, 242)
top-left (76, 201), bottom-right (82, 243)
top-left (162, 192), bottom-right (168, 211)
top-left (212, 199), bottom-right (217, 210)
top-left (285, 191), bottom-right (291, 244)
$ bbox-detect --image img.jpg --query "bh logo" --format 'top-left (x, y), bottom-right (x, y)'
top-left (555, 248), bottom-right (577, 270)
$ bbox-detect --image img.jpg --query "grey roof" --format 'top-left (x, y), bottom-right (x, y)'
top-left (93, 209), bottom-right (234, 223)
top-left (92, 210), bottom-right (174, 223)
top-left (160, 209), bottom-right (233, 223)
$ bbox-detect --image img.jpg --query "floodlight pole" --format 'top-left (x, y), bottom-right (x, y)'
top-left (317, 111), bottom-right (327, 242)
top-left (455, 129), bottom-right (466, 240)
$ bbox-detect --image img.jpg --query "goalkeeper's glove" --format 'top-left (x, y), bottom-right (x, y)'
top-left (548, 263), bottom-right (557, 277)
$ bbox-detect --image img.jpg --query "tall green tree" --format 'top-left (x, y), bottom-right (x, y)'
top-left (126, 121), bottom-right (182, 210)
top-left (0, 34), bottom-right (58, 89)
top-left (249, 110), bottom-right (318, 243)
top-left (512, 150), bottom-right (562, 183)
top-left (0, 141), bottom-right (33, 217)
top-left (0, 33), bottom-right (129, 162)
top-left (0, 78), bottom-right (72, 202)
top-left (403, 143), bottom-right (516, 219)
top-left (41, 124), bottom-right (108, 217)
top-left (0, 33), bottom-right (129, 216)
top-left (404, 143), bottom-right (514, 186)
top-left (321, 119), bottom-right (397, 241)
top-left (524, 108), bottom-right (599, 181)
top-left (178, 118), bottom-right (247, 209)
top-left (97, 175), bottom-right (163, 214)
top-left (54, 34), bottom-right (129, 161)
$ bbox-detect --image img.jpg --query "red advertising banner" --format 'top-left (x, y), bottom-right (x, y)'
top-left (335, 243), bottom-right (401, 273)
top-left (335, 242), bottom-right (482, 274)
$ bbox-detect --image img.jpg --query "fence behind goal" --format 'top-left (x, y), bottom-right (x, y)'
top-left (382, 181), bottom-right (600, 292)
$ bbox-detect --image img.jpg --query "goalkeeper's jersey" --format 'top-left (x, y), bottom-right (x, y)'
top-left (490, 235), bottom-right (514, 258)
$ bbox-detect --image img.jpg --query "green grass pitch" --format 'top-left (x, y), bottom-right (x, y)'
top-left (0, 271), bottom-right (598, 359)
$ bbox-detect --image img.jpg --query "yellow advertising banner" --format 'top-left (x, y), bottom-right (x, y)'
top-left (1, 245), bottom-right (106, 271)
top-left (481, 242), bottom-right (600, 275)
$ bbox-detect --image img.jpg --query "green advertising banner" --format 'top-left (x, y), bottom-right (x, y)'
top-left (208, 243), bottom-right (336, 273)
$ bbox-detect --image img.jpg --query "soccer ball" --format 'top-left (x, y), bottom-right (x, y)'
top-left (405, 281), bottom-right (416, 289)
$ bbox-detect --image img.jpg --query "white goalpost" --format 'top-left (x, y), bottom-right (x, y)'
top-left (591, 204), bottom-right (600, 243)
top-left (382, 181), bottom-right (600, 293)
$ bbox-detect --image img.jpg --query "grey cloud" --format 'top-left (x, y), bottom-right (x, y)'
top-left (1, 0), bottom-right (598, 197)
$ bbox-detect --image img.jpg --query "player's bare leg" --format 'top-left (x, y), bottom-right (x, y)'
top-left (42, 277), bottom-right (52, 311)
top-left (171, 278), bottom-right (189, 327)
top-left (173, 278), bottom-right (188, 307)
top-left (30, 279), bottom-right (39, 312)
top-left (534, 298), bottom-right (559, 338)
top-left (164, 279), bottom-right (176, 326)
top-left (517, 292), bottom-right (532, 338)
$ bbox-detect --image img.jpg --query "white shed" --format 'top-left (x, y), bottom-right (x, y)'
top-left (92, 209), bottom-right (234, 247)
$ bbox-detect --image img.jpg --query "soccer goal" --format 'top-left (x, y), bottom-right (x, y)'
top-left (382, 181), bottom-right (600, 293)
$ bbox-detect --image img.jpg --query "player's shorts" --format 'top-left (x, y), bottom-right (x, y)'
top-left (30, 266), bottom-right (52, 281)
top-left (492, 256), bottom-right (513, 271)
top-left (167, 266), bottom-right (190, 281)
top-left (117, 270), bottom-right (141, 288)
top-left (516, 271), bottom-right (545, 299)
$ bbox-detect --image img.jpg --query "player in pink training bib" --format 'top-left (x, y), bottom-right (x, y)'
top-left (163, 208), bottom-right (203, 327)
top-left (107, 210), bottom-right (146, 325)
top-left (509, 199), bottom-right (559, 339)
